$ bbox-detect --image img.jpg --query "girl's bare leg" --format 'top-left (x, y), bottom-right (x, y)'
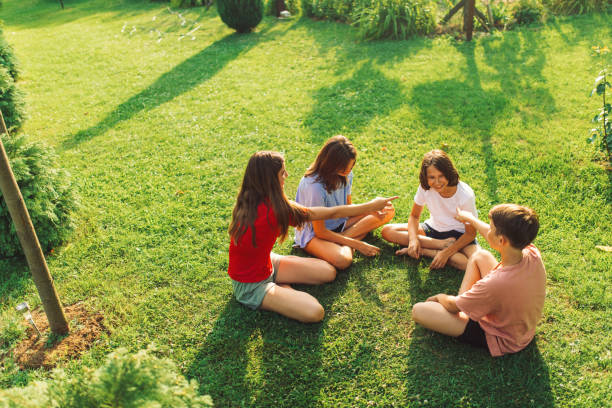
top-left (421, 243), bottom-right (480, 271)
top-left (275, 255), bottom-right (337, 284)
top-left (260, 285), bottom-right (324, 323)
top-left (341, 207), bottom-right (395, 240)
top-left (411, 301), bottom-right (469, 337)
top-left (304, 238), bottom-right (353, 270)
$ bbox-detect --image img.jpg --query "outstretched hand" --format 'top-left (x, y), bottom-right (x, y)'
top-left (455, 207), bottom-right (475, 224)
top-left (370, 196), bottom-right (399, 212)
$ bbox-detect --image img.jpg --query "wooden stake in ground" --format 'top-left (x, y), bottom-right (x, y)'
top-left (440, 0), bottom-right (490, 41)
top-left (0, 111), bottom-right (69, 335)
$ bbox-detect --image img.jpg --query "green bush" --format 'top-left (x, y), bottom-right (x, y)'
top-left (0, 347), bottom-right (213, 407)
top-left (543, 0), bottom-right (610, 15)
top-left (169, 0), bottom-right (209, 7)
top-left (265, 0), bottom-right (301, 16)
top-left (354, 0), bottom-right (435, 40)
top-left (0, 133), bottom-right (78, 258)
top-left (512, 0), bottom-right (543, 25)
top-left (0, 27), bottom-right (19, 81)
top-left (217, 0), bottom-right (264, 32)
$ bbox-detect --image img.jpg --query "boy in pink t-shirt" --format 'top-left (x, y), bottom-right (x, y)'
top-left (411, 204), bottom-right (546, 356)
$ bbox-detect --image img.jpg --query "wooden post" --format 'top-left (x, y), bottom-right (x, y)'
top-left (59, 0), bottom-right (64, 9)
top-left (464, 0), bottom-right (475, 41)
top-left (0, 112), bottom-right (69, 335)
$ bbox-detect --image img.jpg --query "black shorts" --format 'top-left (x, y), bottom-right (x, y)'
top-left (331, 222), bottom-right (345, 233)
top-left (421, 222), bottom-right (478, 246)
top-left (456, 318), bottom-right (488, 349)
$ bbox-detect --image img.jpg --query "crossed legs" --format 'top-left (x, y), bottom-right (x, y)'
top-left (260, 254), bottom-right (335, 323)
top-left (411, 249), bottom-right (499, 336)
top-left (381, 223), bottom-right (478, 270)
top-left (304, 208), bottom-right (396, 270)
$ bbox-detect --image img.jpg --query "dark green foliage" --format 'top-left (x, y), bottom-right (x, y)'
top-left (217, 0), bottom-right (264, 32)
top-left (354, 0), bottom-right (436, 40)
top-left (0, 347), bottom-right (214, 407)
top-left (0, 133), bottom-right (78, 258)
top-left (543, 0), bottom-right (611, 15)
top-left (0, 28), bottom-right (25, 132)
top-left (301, 0), bottom-right (435, 40)
top-left (169, 0), bottom-right (209, 7)
top-left (512, 0), bottom-right (543, 25)
top-left (0, 27), bottom-right (19, 81)
top-left (265, 0), bottom-right (301, 16)
top-left (587, 46), bottom-right (611, 161)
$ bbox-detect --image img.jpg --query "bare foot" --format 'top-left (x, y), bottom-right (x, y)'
top-left (442, 237), bottom-right (456, 248)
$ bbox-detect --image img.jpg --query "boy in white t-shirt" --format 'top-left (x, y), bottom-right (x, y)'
top-left (382, 150), bottom-right (479, 270)
top-left (411, 204), bottom-right (546, 356)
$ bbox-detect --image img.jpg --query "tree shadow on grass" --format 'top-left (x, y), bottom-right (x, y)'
top-left (0, 258), bottom-right (32, 309)
top-left (187, 264), bottom-right (353, 407)
top-left (61, 26), bottom-right (282, 149)
top-left (302, 62), bottom-right (405, 143)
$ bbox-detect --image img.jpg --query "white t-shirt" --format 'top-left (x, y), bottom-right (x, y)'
top-left (413, 181), bottom-right (477, 233)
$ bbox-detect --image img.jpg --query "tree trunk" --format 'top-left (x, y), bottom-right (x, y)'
top-left (0, 112), bottom-right (69, 335)
top-left (464, 0), bottom-right (475, 41)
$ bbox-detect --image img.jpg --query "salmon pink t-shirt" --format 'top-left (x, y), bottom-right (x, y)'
top-left (455, 245), bottom-right (546, 356)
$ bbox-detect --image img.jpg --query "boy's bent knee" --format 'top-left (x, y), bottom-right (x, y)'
top-left (381, 224), bottom-right (395, 241)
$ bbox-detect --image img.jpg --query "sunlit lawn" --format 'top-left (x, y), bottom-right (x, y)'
top-left (0, 0), bottom-right (610, 406)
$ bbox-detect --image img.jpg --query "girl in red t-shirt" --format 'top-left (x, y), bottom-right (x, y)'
top-left (228, 151), bottom-right (397, 323)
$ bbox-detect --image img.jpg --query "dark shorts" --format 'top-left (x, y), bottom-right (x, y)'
top-left (456, 318), bottom-right (488, 349)
top-left (421, 222), bottom-right (478, 246)
top-left (331, 222), bottom-right (345, 233)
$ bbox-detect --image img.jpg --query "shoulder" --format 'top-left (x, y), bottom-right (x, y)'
top-left (457, 181), bottom-right (475, 197)
top-left (523, 244), bottom-right (544, 266)
top-left (299, 175), bottom-right (324, 192)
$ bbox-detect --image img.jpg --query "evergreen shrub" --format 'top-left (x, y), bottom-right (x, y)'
top-left (512, 0), bottom-right (543, 25)
top-left (217, 0), bottom-right (264, 32)
top-left (0, 133), bottom-right (78, 258)
top-left (0, 27), bottom-right (25, 132)
top-left (0, 347), bottom-right (214, 407)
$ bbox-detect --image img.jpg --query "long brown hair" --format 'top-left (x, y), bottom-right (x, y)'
top-left (305, 135), bottom-right (357, 193)
top-left (419, 150), bottom-right (459, 190)
top-left (229, 151), bottom-right (309, 246)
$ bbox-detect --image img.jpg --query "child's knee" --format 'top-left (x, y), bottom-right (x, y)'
top-left (321, 263), bottom-right (337, 282)
top-left (303, 303), bottom-right (325, 323)
top-left (411, 302), bottom-right (426, 324)
top-left (381, 224), bottom-right (395, 241)
top-left (330, 251), bottom-right (353, 270)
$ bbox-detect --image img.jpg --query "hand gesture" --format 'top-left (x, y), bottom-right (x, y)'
top-left (357, 241), bottom-right (380, 257)
top-left (429, 250), bottom-right (450, 270)
top-left (375, 203), bottom-right (395, 220)
top-left (369, 196), bottom-right (399, 212)
top-left (455, 207), bottom-right (475, 224)
top-left (395, 241), bottom-right (421, 259)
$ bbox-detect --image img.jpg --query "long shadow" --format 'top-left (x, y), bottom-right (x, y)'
top-left (187, 264), bottom-right (352, 407)
top-left (61, 27), bottom-right (278, 149)
top-left (302, 62), bottom-right (405, 142)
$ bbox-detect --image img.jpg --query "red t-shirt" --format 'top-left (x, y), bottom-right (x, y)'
top-left (228, 202), bottom-right (282, 283)
top-left (455, 245), bottom-right (546, 356)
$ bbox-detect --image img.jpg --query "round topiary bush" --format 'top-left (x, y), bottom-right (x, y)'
top-left (0, 133), bottom-right (78, 258)
top-left (217, 0), bottom-right (264, 33)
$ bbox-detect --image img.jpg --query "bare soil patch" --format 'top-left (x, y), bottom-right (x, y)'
top-left (12, 302), bottom-right (107, 369)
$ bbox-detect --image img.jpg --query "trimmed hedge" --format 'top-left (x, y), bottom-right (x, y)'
top-left (217, 0), bottom-right (264, 32)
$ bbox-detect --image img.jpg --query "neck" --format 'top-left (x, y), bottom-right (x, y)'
top-left (440, 185), bottom-right (457, 198)
top-left (500, 246), bottom-right (523, 267)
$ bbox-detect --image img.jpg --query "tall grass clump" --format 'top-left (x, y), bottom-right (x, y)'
top-left (0, 347), bottom-right (213, 407)
top-left (0, 133), bottom-right (78, 259)
top-left (354, 0), bottom-right (435, 40)
top-left (544, 0), bottom-right (611, 15)
top-left (217, 0), bottom-right (264, 32)
top-left (512, 0), bottom-right (543, 25)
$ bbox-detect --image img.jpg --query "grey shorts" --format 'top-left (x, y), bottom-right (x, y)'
top-left (231, 253), bottom-right (282, 310)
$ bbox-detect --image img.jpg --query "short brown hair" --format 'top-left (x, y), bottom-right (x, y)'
top-left (489, 204), bottom-right (539, 249)
top-left (305, 135), bottom-right (357, 193)
top-left (419, 150), bottom-right (459, 190)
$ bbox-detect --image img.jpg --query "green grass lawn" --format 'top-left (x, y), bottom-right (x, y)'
top-left (0, 0), bottom-right (610, 406)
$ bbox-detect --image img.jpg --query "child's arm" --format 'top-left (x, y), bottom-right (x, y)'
top-left (426, 293), bottom-right (460, 314)
top-left (311, 220), bottom-right (380, 256)
top-left (396, 203), bottom-right (423, 258)
top-left (455, 208), bottom-right (490, 238)
top-left (307, 196), bottom-right (398, 221)
top-left (429, 223), bottom-right (477, 269)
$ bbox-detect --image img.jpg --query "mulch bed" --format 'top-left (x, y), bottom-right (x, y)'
top-left (12, 302), bottom-right (107, 370)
